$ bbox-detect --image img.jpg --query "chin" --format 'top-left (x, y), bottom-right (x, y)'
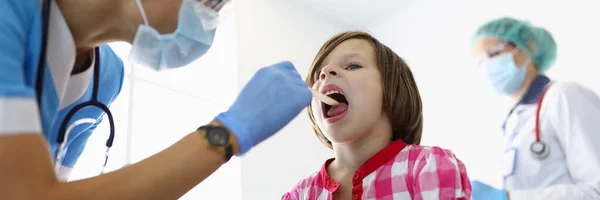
top-left (321, 124), bottom-right (358, 143)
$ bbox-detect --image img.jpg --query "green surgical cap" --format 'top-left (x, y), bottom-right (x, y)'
top-left (472, 17), bottom-right (557, 72)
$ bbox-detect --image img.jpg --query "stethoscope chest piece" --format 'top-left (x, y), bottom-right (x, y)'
top-left (530, 140), bottom-right (549, 160)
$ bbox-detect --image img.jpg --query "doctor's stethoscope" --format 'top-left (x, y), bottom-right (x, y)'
top-left (505, 82), bottom-right (553, 160)
top-left (37, 0), bottom-right (116, 176)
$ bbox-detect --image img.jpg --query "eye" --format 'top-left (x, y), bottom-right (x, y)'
top-left (345, 63), bottom-right (362, 70)
top-left (487, 51), bottom-right (501, 58)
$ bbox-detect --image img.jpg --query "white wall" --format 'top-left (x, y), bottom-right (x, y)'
top-left (70, 15), bottom-right (242, 200)
top-left (368, 0), bottom-right (600, 188)
top-left (234, 0), bottom-right (347, 199)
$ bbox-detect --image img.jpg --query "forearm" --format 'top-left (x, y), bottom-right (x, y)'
top-left (52, 131), bottom-right (224, 200)
top-left (0, 124), bottom-right (233, 200)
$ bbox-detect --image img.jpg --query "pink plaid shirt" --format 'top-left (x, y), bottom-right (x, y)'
top-left (282, 139), bottom-right (472, 200)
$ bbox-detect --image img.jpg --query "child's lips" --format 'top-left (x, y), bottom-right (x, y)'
top-left (319, 84), bottom-right (350, 120)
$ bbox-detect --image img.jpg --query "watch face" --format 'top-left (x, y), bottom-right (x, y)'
top-left (206, 127), bottom-right (229, 146)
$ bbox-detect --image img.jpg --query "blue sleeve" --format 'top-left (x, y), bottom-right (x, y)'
top-left (0, 0), bottom-right (45, 134)
top-left (0, 0), bottom-right (38, 98)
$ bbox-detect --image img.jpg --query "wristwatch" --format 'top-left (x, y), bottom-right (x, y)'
top-left (197, 121), bottom-right (235, 162)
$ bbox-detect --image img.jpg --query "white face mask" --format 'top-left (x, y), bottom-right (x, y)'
top-left (480, 49), bottom-right (530, 95)
top-left (129, 0), bottom-right (232, 71)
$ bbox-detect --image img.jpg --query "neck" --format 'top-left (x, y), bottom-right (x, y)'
top-left (56, 0), bottom-right (139, 54)
top-left (330, 119), bottom-right (393, 172)
top-left (511, 69), bottom-right (539, 103)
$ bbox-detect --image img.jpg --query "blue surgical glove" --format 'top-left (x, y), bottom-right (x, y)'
top-left (215, 61), bottom-right (311, 156)
top-left (471, 180), bottom-right (508, 200)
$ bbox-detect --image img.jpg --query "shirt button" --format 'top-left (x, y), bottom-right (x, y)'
top-left (353, 173), bottom-right (360, 180)
top-left (353, 194), bottom-right (360, 200)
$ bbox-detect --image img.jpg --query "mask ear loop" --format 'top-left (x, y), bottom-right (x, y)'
top-left (135, 0), bottom-right (150, 26)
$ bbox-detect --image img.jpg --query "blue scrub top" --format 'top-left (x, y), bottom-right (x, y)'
top-left (52, 46), bottom-right (124, 167)
top-left (0, 0), bottom-right (124, 168)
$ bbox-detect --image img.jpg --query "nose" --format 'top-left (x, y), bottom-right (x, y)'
top-left (319, 65), bottom-right (339, 80)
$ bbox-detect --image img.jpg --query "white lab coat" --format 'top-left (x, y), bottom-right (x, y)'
top-left (502, 80), bottom-right (600, 200)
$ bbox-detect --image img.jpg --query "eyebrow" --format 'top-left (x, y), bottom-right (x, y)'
top-left (340, 53), bottom-right (363, 61)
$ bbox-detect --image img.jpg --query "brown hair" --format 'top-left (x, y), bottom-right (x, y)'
top-left (306, 31), bottom-right (423, 149)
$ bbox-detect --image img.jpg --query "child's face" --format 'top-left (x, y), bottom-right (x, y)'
top-left (310, 39), bottom-right (388, 144)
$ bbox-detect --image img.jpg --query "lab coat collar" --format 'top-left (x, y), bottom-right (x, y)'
top-left (519, 75), bottom-right (551, 105)
top-left (502, 75), bottom-right (551, 131)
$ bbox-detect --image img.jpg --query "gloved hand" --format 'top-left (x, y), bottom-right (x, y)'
top-left (471, 180), bottom-right (508, 200)
top-left (215, 61), bottom-right (311, 156)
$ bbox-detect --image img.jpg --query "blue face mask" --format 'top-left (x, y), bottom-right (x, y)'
top-left (481, 52), bottom-right (528, 95)
top-left (130, 0), bottom-right (217, 71)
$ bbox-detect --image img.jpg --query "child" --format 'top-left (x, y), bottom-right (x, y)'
top-left (282, 31), bottom-right (472, 200)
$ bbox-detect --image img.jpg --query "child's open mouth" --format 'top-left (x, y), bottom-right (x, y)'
top-left (321, 89), bottom-right (349, 123)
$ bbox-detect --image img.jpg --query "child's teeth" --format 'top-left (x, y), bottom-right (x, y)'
top-left (324, 90), bottom-right (341, 95)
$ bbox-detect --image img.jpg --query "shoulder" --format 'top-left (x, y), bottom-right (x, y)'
top-left (0, 0), bottom-right (41, 37)
top-left (546, 81), bottom-right (598, 101)
top-left (397, 145), bottom-right (462, 165)
top-left (391, 145), bottom-right (468, 180)
top-left (0, 0), bottom-right (39, 22)
top-left (0, 0), bottom-right (42, 67)
top-left (402, 145), bottom-right (472, 199)
top-left (282, 172), bottom-right (321, 200)
top-left (542, 81), bottom-right (600, 135)
top-left (543, 81), bottom-right (600, 112)
top-left (401, 145), bottom-right (468, 181)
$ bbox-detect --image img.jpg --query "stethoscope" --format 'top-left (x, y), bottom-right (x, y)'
top-left (37, 0), bottom-right (115, 177)
top-left (504, 82), bottom-right (553, 160)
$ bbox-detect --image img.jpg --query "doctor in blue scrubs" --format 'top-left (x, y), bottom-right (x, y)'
top-left (470, 17), bottom-right (600, 200)
top-left (0, 0), bottom-right (311, 199)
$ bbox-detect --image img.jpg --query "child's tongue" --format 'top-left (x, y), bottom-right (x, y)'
top-left (327, 103), bottom-right (348, 118)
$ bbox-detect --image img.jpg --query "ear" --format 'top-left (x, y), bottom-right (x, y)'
top-left (518, 51), bottom-right (536, 71)
top-left (514, 50), bottom-right (531, 69)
